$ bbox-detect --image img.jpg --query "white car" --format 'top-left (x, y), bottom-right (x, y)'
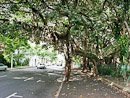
top-left (57, 61), bottom-right (62, 66)
top-left (36, 63), bottom-right (46, 69)
top-left (0, 63), bottom-right (7, 71)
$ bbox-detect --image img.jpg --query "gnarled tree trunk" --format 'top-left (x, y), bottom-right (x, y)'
top-left (93, 60), bottom-right (99, 76)
top-left (64, 26), bottom-right (72, 82)
top-left (64, 40), bottom-right (72, 82)
top-left (82, 56), bottom-right (87, 72)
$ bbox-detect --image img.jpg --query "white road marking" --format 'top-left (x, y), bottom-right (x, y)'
top-left (0, 75), bottom-right (7, 78)
top-left (13, 77), bottom-right (27, 79)
top-left (6, 92), bottom-right (23, 98)
top-left (24, 77), bottom-right (34, 81)
top-left (36, 80), bottom-right (45, 83)
top-left (6, 93), bottom-right (17, 98)
top-left (13, 95), bottom-right (23, 97)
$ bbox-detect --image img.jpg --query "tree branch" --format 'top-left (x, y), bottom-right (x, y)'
top-left (31, 8), bottom-right (47, 25)
top-left (102, 0), bottom-right (107, 9)
top-left (78, 12), bottom-right (93, 30)
top-left (75, 49), bottom-right (100, 62)
top-left (0, 18), bottom-right (43, 31)
top-left (41, 0), bottom-right (55, 10)
top-left (124, 21), bottom-right (130, 36)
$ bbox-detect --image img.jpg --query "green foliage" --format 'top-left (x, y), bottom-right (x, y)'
top-left (8, 4), bottom-right (19, 11)
top-left (50, 53), bottom-right (58, 62)
top-left (98, 65), bottom-right (113, 75)
top-left (98, 64), bottom-right (130, 77)
top-left (0, 0), bottom-right (130, 69)
top-left (0, 54), bottom-right (10, 67)
top-left (72, 56), bottom-right (81, 64)
top-left (0, 36), bottom-right (29, 63)
top-left (119, 34), bottom-right (129, 64)
top-left (22, 58), bottom-right (29, 66)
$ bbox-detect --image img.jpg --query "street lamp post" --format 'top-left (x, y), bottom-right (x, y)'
top-left (11, 53), bottom-right (13, 69)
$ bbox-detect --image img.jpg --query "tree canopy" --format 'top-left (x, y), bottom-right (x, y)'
top-left (0, 0), bottom-right (130, 81)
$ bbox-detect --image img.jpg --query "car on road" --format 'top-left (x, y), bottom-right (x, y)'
top-left (52, 63), bottom-right (57, 66)
top-left (57, 61), bottom-right (62, 66)
top-left (36, 63), bottom-right (46, 69)
top-left (0, 63), bottom-right (7, 71)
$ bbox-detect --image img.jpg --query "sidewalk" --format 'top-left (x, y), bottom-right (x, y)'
top-left (7, 66), bottom-right (33, 70)
top-left (57, 69), bottom-right (130, 98)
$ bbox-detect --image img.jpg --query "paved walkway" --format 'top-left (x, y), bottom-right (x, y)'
top-left (58, 70), bottom-right (129, 98)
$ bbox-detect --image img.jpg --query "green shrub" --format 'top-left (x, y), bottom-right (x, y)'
top-left (98, 67), bottom-right (112, 75)
top-left (98, 64), bottom-right (118, 76)
top-left (15, 58), bottom-right (29, 67)
top-left (126, 70), bottom-right (130, 76)
top-left (23, 58), bottom-right (29, 65)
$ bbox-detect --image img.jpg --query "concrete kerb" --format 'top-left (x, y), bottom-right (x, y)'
top-left (7, 66), bottom-right (33, 71)
top-left (102, 78), bottom-right (130, 94)
top-left (55, 76), bottom-right (65, 98)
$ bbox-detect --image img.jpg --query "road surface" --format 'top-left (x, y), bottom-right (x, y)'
top-left (0, 67), bottom-right (64, 98)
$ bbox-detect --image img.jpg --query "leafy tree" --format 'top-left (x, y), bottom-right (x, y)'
top-left (0, 36), bottom-right (29, 66)
top-left (0, 0), bottom-right (129, 81)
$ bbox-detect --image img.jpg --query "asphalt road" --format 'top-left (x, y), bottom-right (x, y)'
top-left (0, 67), bottom-right (129, 98)
top-left (0, 67), bottom-right (64, 98)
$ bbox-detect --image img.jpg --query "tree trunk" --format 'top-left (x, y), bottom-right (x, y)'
top-left (82, 56), bottom-right (87, 72)
top-left (64, 40), bottom-right (72, 82)
top-left (92, 59), bottom-right (98, 76)
top-left (65, 57), bottom-right (71, 82)
top-left (89, 59), bottom-right (98, 76)
top-left (87, 58), bottom-right (91, 72)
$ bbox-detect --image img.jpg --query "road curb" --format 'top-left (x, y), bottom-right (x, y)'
top-left (55, 76), bottom-right (65, 98)
top-left (7, 66), bottom-right (34, 70)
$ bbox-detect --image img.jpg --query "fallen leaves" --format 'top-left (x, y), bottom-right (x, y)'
top-left (67, 84), bottom-right (70, 87)
top-left (80, 94), bottom-right (83, 97)
top-left (67, 84), bottom-right (70, 89)
top-left (61, 93), bottom-right (65, 95)
top-left (73, 87), bottom-right (76, 89)
top-left (54, 94), bottom-right (57, 97)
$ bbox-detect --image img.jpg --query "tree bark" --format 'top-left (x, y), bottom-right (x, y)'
top-left (64, 41), bottom-right (72, 82)
top-left (90, 59), bottom-right (98, 76)
top-left (65, 58), bottom-right (71, 82)
top-left (82, 56), bottom-right (87, 72)
top-left (92, 59), bottom-right (99, 75)
top-left (64, 26), bottom-right (72, 82)
top-left (75, 49), bottom-right (99, 75)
